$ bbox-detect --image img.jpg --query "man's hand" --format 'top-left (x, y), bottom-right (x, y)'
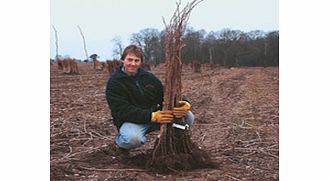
top-left (151, 110), bottom-right (173, 123)
top-left (173, 101), bottom-right (191, 118)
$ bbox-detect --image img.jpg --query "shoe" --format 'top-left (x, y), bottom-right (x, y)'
top-left (115, 145), bottom-right (131, 163)
top-left (117, 146), bottom-right (130, 155)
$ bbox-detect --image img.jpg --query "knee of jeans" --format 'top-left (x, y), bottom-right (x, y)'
top-left (122, 133), bottom-right (145, 149)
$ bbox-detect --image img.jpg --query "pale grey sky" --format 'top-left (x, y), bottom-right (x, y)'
top-left (50, 0), bottom-right (278, 60)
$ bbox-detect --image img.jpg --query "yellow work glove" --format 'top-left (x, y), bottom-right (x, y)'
top-left (151, 110), bottom-right (174, 123)
top-left (173, 101), bottom-right (191, 118)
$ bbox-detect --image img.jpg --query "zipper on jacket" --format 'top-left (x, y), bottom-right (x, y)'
top-left (135, 80), bottom-right (145, 97)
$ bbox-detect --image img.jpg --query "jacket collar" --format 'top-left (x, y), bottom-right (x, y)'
top-left (114, 65), bottom-right (147, 79)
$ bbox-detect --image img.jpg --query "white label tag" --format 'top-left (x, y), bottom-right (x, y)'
top-left (172, 123), bottom-right (186, 130)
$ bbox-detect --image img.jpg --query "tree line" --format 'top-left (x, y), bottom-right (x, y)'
top-left (112, 27), bottom-right (279, 67)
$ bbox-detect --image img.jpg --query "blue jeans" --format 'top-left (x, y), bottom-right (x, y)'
top-left (115, 111), bottom-right (195, 149)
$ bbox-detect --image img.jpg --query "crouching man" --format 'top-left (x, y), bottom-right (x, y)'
top-left (105, 44), bottom-right (194, 156)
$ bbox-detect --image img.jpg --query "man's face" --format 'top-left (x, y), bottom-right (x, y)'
top-left (122, 53), bottom-right (142, 75)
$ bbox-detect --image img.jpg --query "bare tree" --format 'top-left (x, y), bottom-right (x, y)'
top-left (111, 36), bottom-right (124, 60)
top-left (51, 24), bottom-right (60, 60)
top-left (130, 28), bottom-right (161, 63)
top-left (148, 0), bottom-right (214, 173)
top-left (77, 25), bottom-right (89, 61)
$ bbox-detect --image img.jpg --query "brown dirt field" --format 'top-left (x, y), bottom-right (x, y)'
top-left (50, 63), bottom-right (279, 180)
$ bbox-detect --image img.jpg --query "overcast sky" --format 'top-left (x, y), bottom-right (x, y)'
top-left (50, 0), bottom-right (278, 60)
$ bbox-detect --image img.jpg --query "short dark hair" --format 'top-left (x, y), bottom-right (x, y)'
top-left (120, 45), bottom-right (144, 62)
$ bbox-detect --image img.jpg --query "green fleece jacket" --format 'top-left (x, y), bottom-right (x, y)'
top-left (105, 65), bottom-right (163, 129)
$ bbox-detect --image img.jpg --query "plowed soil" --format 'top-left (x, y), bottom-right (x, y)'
top-left (50, 63), bottom-right (279, 180)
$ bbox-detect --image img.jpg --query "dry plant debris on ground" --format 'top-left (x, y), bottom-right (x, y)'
top-left (50, 63), bottom-right (278, 180)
